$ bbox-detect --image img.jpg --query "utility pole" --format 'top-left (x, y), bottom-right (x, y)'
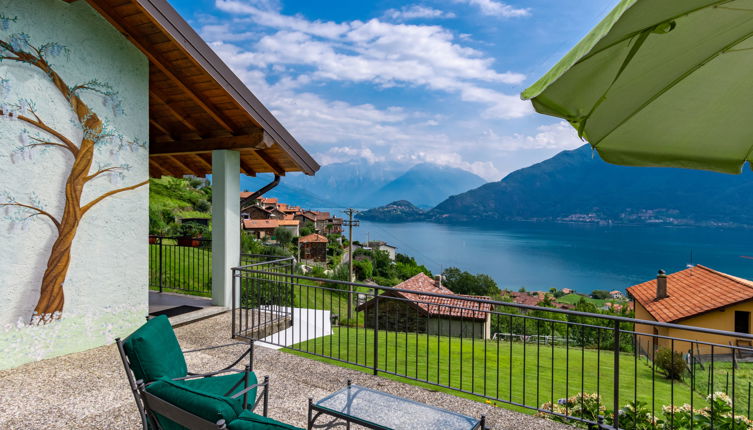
top-left (343, 208), bottom-right (360, 319)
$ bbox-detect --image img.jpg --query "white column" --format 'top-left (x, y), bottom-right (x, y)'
top-left (212, 150), bottom-right (240, 307)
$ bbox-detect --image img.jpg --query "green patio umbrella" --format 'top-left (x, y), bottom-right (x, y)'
top-left (521, 0), bottom-right (753, 174)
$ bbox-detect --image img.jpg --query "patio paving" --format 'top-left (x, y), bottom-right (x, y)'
top-left (0, 312), bottom-right (571, 430)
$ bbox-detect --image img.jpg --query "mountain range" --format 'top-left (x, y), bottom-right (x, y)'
top-left (421, 144), bottom-right (753, 227)
top-left (240, 161), bottom-right (485, 209)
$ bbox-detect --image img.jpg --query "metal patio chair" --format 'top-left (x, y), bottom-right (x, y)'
top-left (116, 315), bottom-right (298, 430)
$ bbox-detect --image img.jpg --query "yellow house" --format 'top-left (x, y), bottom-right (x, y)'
top-left (627, 265), bottom-right (753, 357)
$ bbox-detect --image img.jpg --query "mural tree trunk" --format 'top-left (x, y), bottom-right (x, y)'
top-left (0, 29), bottom-right (148, 324)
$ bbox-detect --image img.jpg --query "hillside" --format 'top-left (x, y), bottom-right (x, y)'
top-left (149, 177), bottom-right (212, 235)
top-left (426, 144), bottom-right (753, 227)
top-left (357, 200), bottom-right (426, 222)
top-left (366, 163), bottom-right (485, 208)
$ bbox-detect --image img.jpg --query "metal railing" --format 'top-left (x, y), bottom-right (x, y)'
top-left (149, 236), bottom-right (212, 296)
top-left (148, 234), bottom-right (289, 297)
top-left (233, 256), bottom-right (296, 341)
top-left (232, 265), bottom-right (753, 429)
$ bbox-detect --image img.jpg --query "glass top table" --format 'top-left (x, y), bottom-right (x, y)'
top-left (307, 381), bottom-right (484, 430)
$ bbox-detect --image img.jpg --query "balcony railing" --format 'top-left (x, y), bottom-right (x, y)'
top-left (232, 262), bottom-right (753, 429)
top-left (149, 236), bottom-right (212, 296)
top-left (149, 235), bottom-right (288, 297)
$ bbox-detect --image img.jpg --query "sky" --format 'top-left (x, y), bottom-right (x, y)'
top-left (170, 0), bottom-right (621, 181)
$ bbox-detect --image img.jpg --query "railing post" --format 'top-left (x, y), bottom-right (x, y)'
top-left (231, 268), bottom-right (236, 339)
top-left (158, 237), bottom-right (163, 293)
top-left (613, 319), bottom-right (620, 429)
top-left (373, 290), bottom-right (379, 376)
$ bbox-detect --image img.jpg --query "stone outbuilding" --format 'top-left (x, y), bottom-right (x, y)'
top-left (356, 273), bottom-right (494, 339)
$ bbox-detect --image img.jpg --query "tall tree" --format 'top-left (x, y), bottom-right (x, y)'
top-left (0, 22), bottom-right (148, 324)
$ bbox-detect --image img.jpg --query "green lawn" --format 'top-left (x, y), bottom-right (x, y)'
top-left (148, 242), bottom-right (212, 296)
top-left (693, 360), bottom-right (753, 415)
top-left (557, 293), bottom-right (616, 308)
top-left (289, 327), bottom-right (713, 416)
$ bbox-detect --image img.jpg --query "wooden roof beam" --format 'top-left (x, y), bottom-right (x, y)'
top-left (239, 158), bottom-right (257, 177)
top-left (149, 159), bottom-right (170, 178)
top-left (149, 118), bottom-right (172, 137)
top-left (150, 130), bottom-right (267, 155)
top-left (84, 1), bottom-right (236, 133)
top-left (255, 149), bottom-right (285, 176)
top-left (150, 90), bottom-right (199, 133)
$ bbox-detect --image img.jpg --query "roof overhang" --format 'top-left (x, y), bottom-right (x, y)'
top-left (77, 0), bottom-right (320, 177)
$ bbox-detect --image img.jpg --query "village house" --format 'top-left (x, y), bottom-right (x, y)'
top-left (357, 273), bottom-right (494, 339)
top-left (367, 241), bottom-right (397, 260)
top-left (609, 290), bottom-right (625, 300)
top-left (242, 219), bottom-right (300, 239)
top-left (241, 205), bottom-right (285, 220)
top-left (504, 291), bottom-right (574, 310)
top-left (628, 265), bottom-right (753, 357)
top-left (324, 216), bottom-right (344, 234)
top-left (561, 288), bottom-right (574, 295)
top-left (299, 233), bottom-right (328, 262)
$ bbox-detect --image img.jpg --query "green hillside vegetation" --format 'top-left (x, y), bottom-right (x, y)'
top-left (149, 177), bottom-right (212, 236)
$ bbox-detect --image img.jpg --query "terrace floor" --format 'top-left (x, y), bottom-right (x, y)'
top-left (0, 312), bottom-right (570, 430)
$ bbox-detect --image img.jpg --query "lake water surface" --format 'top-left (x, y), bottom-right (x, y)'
top-left (347, 220), bottom-right (753, 294)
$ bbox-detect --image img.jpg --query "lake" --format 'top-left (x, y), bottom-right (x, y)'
top-left (344, 219), bottom-right (753, 294)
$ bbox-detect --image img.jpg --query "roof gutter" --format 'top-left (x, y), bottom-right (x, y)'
top-left (241, 175), bottom-right (280, 210)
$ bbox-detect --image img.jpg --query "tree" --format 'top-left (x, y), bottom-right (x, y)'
top-left (272, 227), bottom-right (293, 248)
top-left (591, 290), bottom-right (610, 300)
top-left (442, 267), bottom-right (499, 296)
top-left (300, 221), bottom-right (315, 237)
top-left (353, 259), bottom-right (373, 281)
top-left (0, 25), bottom-right (148, 324)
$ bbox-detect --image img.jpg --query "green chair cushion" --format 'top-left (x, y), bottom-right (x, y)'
top-left (228, 410), bottom-right (303, 430)
top-left (123, 315), bottom-right (187, 383)
top-left (185, 372), bottom-right (258, 412)
top-left (146, 376), bottom-right (242, 430)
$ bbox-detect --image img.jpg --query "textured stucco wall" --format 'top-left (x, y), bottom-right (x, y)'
top-left (0, 0), bottom-right (148, 369)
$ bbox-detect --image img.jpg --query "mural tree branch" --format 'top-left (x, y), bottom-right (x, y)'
top-left (0, 24), bottom-right (148, 324)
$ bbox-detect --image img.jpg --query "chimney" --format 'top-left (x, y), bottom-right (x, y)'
top-left (656, 269), bottom-right (668, 300)
top-left (435, 275), bottom-right (443, 288)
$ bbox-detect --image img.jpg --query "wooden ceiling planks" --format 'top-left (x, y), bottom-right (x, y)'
top-left (84, 0), bottom-right (319, 178)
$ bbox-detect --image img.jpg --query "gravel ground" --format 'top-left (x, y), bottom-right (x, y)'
top-left (0, 312), bottom-right (571, 430)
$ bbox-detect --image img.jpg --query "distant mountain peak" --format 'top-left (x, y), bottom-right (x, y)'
top-left (427, 144), bottom-right (753, 227)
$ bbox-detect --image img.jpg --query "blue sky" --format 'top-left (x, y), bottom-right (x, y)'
top-left (170, 0), bottom-right (620, 181)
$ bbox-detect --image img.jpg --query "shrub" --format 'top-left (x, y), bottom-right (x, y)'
top-left (353, 259), bottom-right (373, 281)
top-left (591, 290), bottom-right (611, 299)
top-left (655, 347), bottom-right (686, 380)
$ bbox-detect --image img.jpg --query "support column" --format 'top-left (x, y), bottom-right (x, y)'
top-left (212, 150), bottom-right (240, 307)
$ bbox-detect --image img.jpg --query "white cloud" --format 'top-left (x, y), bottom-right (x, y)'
top-left (456, 0), bottom-right (531, 17)
top-left (316, 146), bottom-right (386, 165)
top-left (210, 0), bottom-right (529, 118)
top-left (498, 121), bottom-right (583, 151)
top-left (385, 5), bottom-right (456, 21)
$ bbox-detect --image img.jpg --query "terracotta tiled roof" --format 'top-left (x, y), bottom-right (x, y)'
top-left (357, 273), bottom-right (493, 321)
top-left (627, 265), bottom-right (753, 323)
top-left (242, 219), bottom-right (299, 229)
top-left (299, 233), bottom-right (328, 243)
top-left (506, 291), bottom-right (546, 306)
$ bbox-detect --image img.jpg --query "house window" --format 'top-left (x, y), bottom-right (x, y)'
top-left (735, 311), bottom-right (751, 334)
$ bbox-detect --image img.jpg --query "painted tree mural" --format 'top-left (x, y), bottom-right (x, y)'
top-left (0, 17), bottom-right (148, 325)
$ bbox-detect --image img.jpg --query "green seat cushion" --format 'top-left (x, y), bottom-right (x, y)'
top-left (146, 376), bottom-right (243, 430)
top-left (185, 372), bottom-right (258, 412)
top-left (123, 315), bottom-right (187, 383)
top-left (228, 410), bottom-right (303, 430)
